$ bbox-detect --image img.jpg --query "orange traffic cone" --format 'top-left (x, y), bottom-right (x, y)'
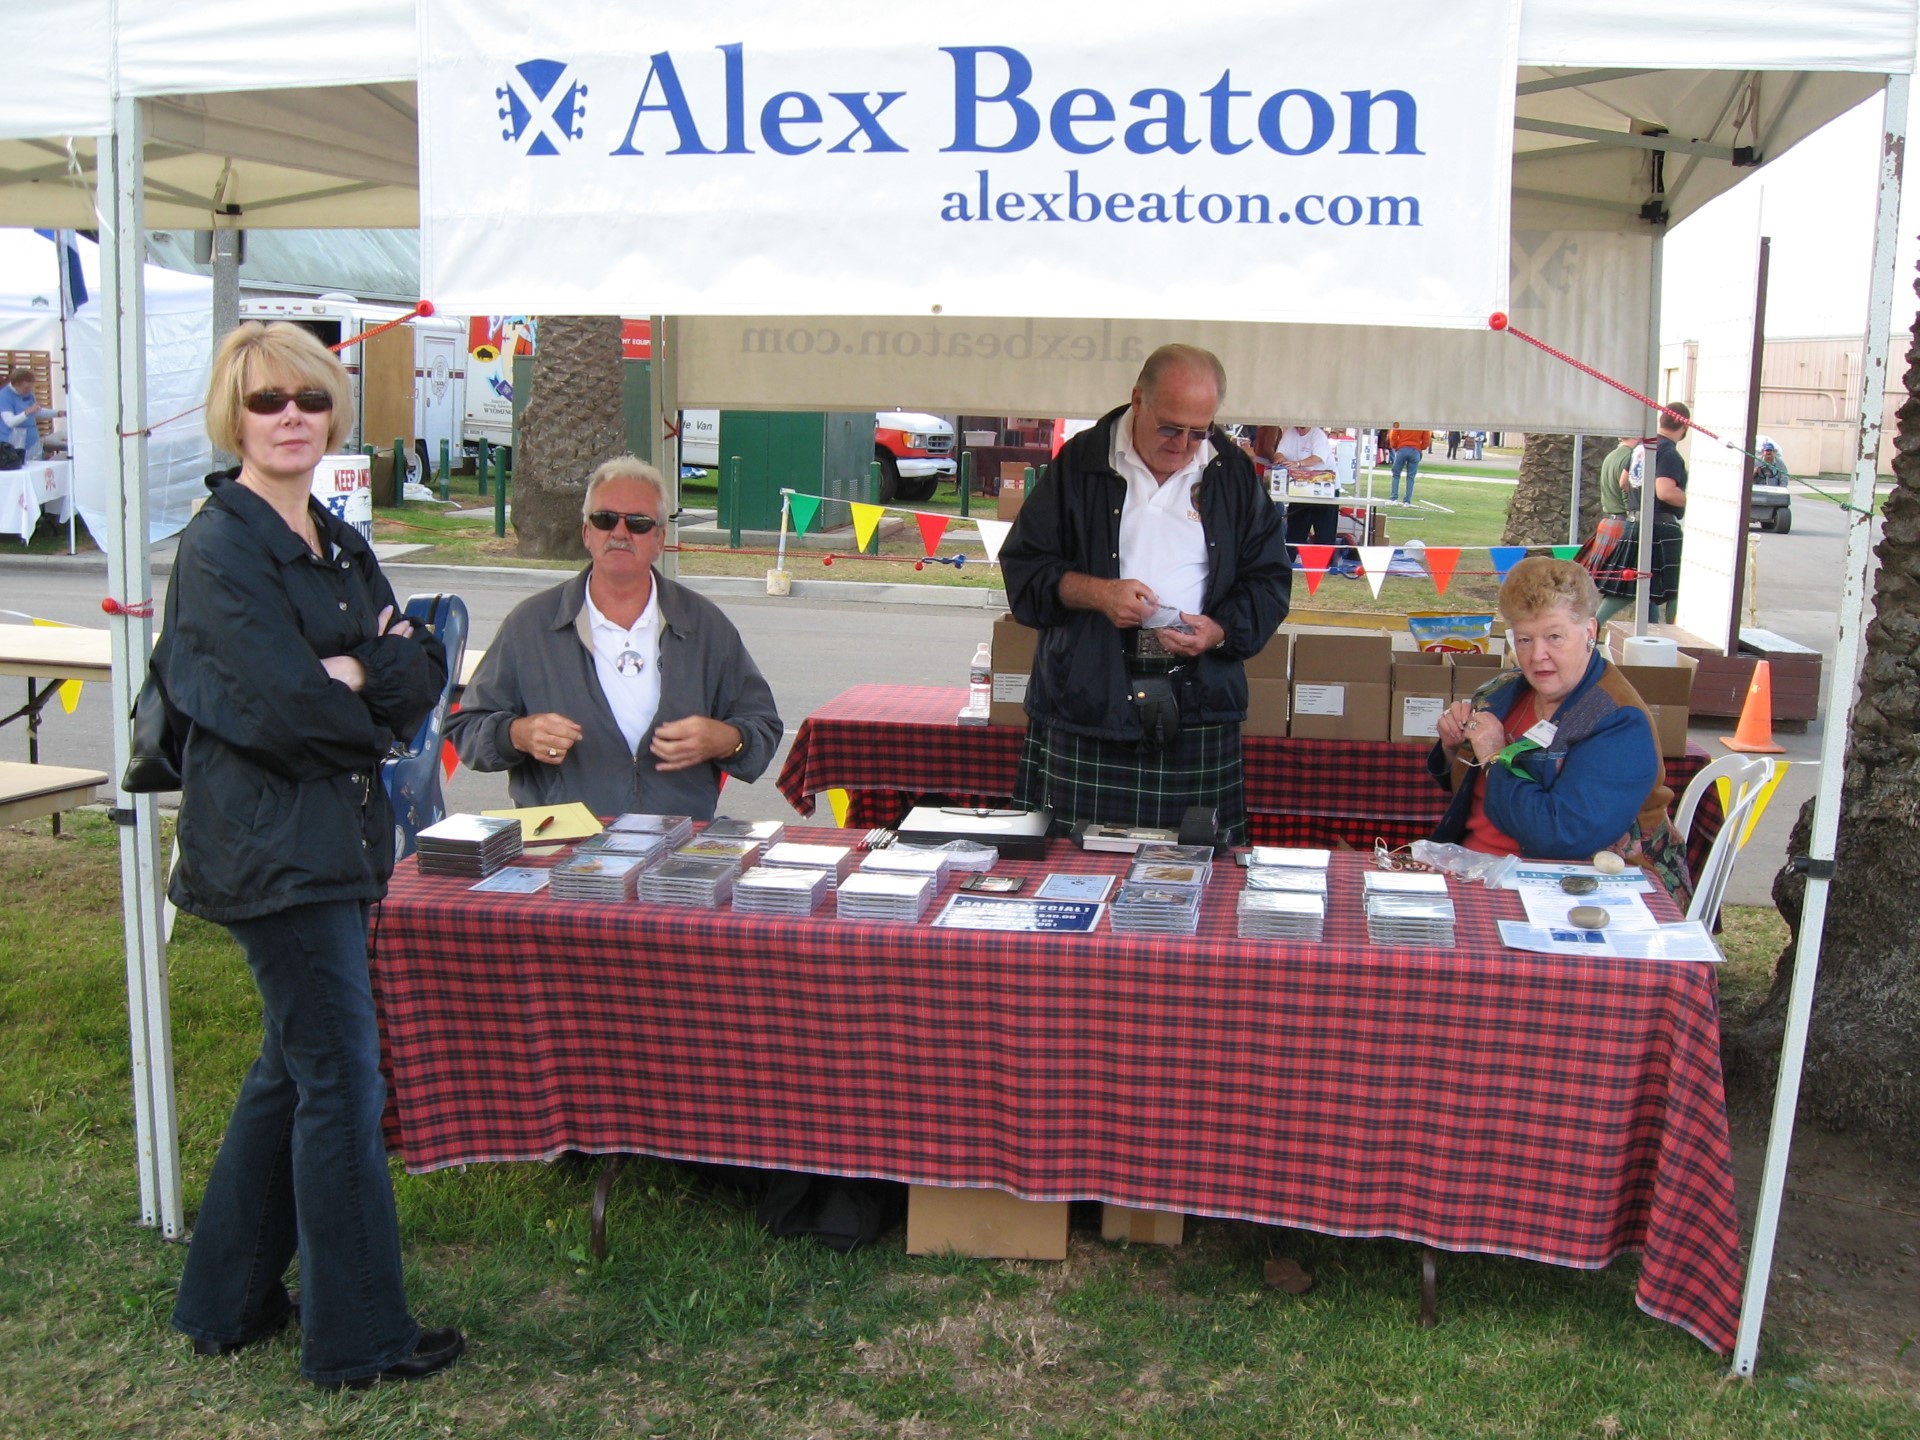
top-left (1722, 660), bottom-right (1786, 753)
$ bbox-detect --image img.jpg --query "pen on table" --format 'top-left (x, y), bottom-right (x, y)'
top-left (532, 813), bottom-right (555, 837)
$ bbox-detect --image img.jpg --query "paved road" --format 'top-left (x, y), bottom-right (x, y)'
top-left (0, 479), bottom-right (1872, 902)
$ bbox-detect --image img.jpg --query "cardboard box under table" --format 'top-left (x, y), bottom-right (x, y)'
top-left (1289, 633), bottom-right (1391, 741)
top-left (989, 615), bottom-right (1038, 727)
top-left (907, 1185), bottom-right (1068, 1260)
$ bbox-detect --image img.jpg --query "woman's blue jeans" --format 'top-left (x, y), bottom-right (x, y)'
top-left (171, 899), bottom-right (421, 1386)
top-left (1391, 446), bottom-right (1423, 501)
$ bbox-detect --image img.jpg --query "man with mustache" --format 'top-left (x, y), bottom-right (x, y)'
top-left (448, 456), bottom-right (780, 819)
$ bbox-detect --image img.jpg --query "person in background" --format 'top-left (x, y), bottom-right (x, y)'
top-left (1385, 422), bottom-right (1433, 504)
top-left (161, 322), bottom-right (463, 1390)
top-left (1276, 423), bottom-right (1338, 554)
top-left (1754, 437), bottom-right (1790, 486)
top-left (448, 456), bottom-right (781, 820)
top-left (1, 367), bottom-right (62, 459)
top-left (1595, 403), bottom-right (1690, 627)
top-left (1446, 429), bottom-right (1462, 459)
top-left (1001, 343), bottom-right (1290, 843)
top-left (1576, 436), bottom-right (1636, 591)
top-left (1428, 557), bottom-right (1690, 906)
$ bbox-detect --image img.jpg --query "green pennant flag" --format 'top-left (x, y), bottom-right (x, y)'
top-left (1551, 544), bottom-right (1581, 561)
top-left (789, 494), bottom-right (821, 536)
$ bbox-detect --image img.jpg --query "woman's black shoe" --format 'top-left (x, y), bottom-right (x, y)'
top-left (323, 1327), bottom-right (466, 1392)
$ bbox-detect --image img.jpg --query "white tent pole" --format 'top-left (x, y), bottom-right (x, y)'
top-left (1569, 433), bottom-right (1585, 545)
top-left (1731, 70), bottom-right (1908, 1379)
top-left (1632, 229), bottom-right (1666, 634)
top-left (655, 313), bottom-right (680, 581)
top-left (100, 93), bottom-right (184, 1238)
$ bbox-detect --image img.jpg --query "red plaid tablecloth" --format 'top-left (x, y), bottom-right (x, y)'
top-left (776, 684), bottom-right (1721, 870)
top-left (370, 840), bottom-right (1742, 1352)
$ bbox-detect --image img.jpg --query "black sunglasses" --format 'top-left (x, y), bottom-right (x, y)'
top-left (1154, 423), bottom-right (1212, 443)
top-left (244, 388), bottom-right (334, 415)
top-left (586, 510), bottom-right (661, 534)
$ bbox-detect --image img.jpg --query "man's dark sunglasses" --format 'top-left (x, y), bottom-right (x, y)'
top-left (243, 389), bottom-right (334, 415)
top-left (1154, 423), bottom-right (1212, 443)
top-left (587, 510), bottom-right (661, 534)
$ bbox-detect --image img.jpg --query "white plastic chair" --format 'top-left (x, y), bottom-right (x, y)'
top-left (1673, 753), bottom-right (1777, 928)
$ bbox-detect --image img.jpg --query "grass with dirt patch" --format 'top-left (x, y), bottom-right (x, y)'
top-left (1, 814), bottom-right (1911, 1438)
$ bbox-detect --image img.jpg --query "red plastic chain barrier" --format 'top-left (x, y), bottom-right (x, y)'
top-left (1488, 312), bottom-right (1720, 441)
top-left (100, 596), bottom-right (155, 618)
top-left (119, 301), bottom-right (437, 439)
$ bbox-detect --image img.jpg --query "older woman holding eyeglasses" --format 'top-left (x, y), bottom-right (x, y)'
top-left (1428, 557), bottom-right (1692, 904)
top-left (158, 322), bottom-right (463, 1390)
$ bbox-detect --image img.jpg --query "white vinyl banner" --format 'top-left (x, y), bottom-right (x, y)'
top-left (419, 1), bottom-right (1520, 326)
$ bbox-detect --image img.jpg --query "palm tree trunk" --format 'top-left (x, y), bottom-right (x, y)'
top-left (514, 316), bottom-right (628, 560)
top-left (1499, 432), bottom-right (1607, 548)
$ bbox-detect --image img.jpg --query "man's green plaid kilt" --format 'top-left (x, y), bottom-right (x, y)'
top-left (1013, 720), bottom-right (1248, 844)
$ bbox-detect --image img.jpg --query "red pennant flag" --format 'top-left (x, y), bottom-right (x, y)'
top-left (1051, 418), bottom-right (1068, 456)
top-left (441, 739), bottom-right (458, 779)
top-left (1296, 544), bottom-right (1334, 598)
top-left (1425, 547), bottom-right (1461, 596)
top-left (915, 512), bottom-right (950, 556)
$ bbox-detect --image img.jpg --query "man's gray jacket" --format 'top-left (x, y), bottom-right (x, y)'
top-left (446, 566), bottom-right (782, 820)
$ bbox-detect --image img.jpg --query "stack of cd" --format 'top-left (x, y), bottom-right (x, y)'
top-left (835, 871), bottom-right (936, 923)
top-left (670, 835), bottom-right (764, 871)
top-left (548, 851), bottom-right (647, 902)
top-left (637, 856), bottom-right (737, 908)
top-left (607, 812), bottom-right (694, 847)
top-left (732, 865), bottom-right (828, 916)
top-left (1243, 864), bottom-right (1329, 899)
top-left (1236, 887), bottom-right (1326, 940)
top-left (1109, 882), bottom-right (1203, 935)
top-left (1245, 846), bottom-right (1331, 871)
top-left (1362, 871), bottom-right (1456, 945)
top-left (857, 844), bottom-right (955, 892)
top-left (415, 814), bottom-right (523, 878)
top-left (702, 816), bottom-right (786, 845)
top-left (759, 841), bottom-right (857, 889)
top-left (1126, 842), bottom-right (1214, 893)
top-left (573, 829), bottom-right (668, 867)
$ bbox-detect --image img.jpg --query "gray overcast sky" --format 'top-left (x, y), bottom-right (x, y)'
top-left (1661, 87), bottom-right (1919, 346)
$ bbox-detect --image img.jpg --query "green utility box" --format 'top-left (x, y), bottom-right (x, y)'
top-left (716, 411), bottom-right (870, 533)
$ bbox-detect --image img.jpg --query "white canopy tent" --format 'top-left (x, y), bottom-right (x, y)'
top-left (3, 0), bottom-right (1911, 1377)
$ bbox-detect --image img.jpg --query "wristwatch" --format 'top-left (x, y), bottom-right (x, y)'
top-left (727, 735), bottom-right (745, 759)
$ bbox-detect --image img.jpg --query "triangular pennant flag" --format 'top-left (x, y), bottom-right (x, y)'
top-left (1551, 544), bottom-right (1581, 561)
top-left (1424, 547), bottom-right (1461, 596)
top-left (974, 518), bottom-right (1012, 565)
top-left (1295, 544), bottom-right (1334, 598)
top-left (915, 512), bottom-right (950, 556)
top-left (1739, 761), bottom-right (1791, 848)
top-left (1355, 546), bottom-right (1396, 600)
top-left (827, 786), bottom-right (852, 828)
top-left (788, 494), bottom-right (821, 536)
top-left (441, 739), bottom-right (459, 780)
top-left (849, 502), bottom-right (884, 554)
top-left (1489, 546), bottom-right (1528, 582)
top-left (58, 678), bottom-right (82, 713)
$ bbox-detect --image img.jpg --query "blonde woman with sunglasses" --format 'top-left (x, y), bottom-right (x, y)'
top-left (159, 322), bottom-right (463, 1389)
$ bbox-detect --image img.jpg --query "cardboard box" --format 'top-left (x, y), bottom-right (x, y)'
top-left (906, 1186), bottom-right (1068, 1260)
top-left (1292, 632), bottom-right (1392, 684)
top-left (1100, 1205), bottom-right (1185, 1247)
top-left (997, 486), bottom-right (1026, 522)
top-left (989, 616), bottom-right (1038, 727)
top-left (1243, 631), bottom-right (1291, 680)
top-left (1288, 680), bottom-right (1390, 740)
top-left (1614, 655), bottom-right (1697, 759)
top-left (1390, 659), bottom-right (1453, 744)
top-left (1242, 678), bottom-right (1290, 738)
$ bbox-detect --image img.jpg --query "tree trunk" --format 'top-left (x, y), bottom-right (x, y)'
top-left (513, 316), bottom-right (628, 560)
top-left (1499, 433), bottom-right (1607, 548)
top-left (1726, 299), bottom-right (1920, 1154)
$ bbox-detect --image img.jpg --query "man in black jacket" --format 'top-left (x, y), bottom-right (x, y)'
top-left (1000, 344), bottom-right (1291, 843)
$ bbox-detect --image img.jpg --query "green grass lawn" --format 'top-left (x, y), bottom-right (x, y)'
top-left (1, 814), bottom-right (1908, 1439)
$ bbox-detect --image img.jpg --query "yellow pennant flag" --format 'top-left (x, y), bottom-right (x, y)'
top-left (1737, 761), bottom-right (1791, 847)
top-left (826, 787), bottom-right (852, 828)
top-left (848, 502), bottom-right (884, 554)
top-left (29, 617), bottom-right (85, 712)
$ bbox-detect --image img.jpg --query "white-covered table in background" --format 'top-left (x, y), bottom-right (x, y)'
top-left (0, 460), bottom-right (75, 549)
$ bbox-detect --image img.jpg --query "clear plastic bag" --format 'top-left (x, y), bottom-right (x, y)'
top-left (1410, 840), bottom-right (1516, 889)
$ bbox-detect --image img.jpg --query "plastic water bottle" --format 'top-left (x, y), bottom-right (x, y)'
top-left (969, 642), bottom-right (993, 714)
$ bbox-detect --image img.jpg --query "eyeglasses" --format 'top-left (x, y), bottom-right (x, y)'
top-left (586, 510), bottom-right (661, 534)
top-left (243, 389), bottom-right (334, 415)
top-left (1154, 423), bottom-right (1213, 443)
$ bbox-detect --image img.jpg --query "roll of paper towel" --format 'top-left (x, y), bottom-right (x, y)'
top-left (1621, 635), bottom-right (1678, 667)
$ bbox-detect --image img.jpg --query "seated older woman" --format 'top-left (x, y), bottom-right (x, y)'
top-left (1428, 557), bottom-right (1691, 904)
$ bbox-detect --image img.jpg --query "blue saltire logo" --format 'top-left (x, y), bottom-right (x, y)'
top-left (498, 60), bottom-right (587, 156)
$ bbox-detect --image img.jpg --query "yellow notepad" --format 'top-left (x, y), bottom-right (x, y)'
top-left (481, 802), bottom-right (603, 843)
